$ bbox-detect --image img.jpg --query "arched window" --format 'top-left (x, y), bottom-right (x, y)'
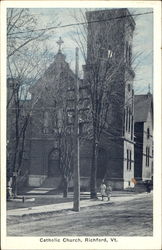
top-left (131, 115), bottom-right (134, 140)
top-left (128, 45), bottom-right (132, 65)
top-left (128, 108), bottom-right (131, 133)
top-left (125, 107), bottom-right (128, 131)
top-left (127, 149), bottom-right (132, 170)
top-left (125, 41), bottom-right (129, 61)
top-left (146, 146), bottom-right (150, 167)
top-left (125, 42), bottom-right (132, 65)
top-left (147, 128), bottom-right (150, 139)
top-left (107, 45), bottom-right (113, 58)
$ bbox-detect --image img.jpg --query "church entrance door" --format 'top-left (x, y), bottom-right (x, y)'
top-left (48, 149), bottom-right (60, 177)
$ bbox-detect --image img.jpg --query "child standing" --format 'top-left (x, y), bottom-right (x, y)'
top-left (106, 184), bottom-right (112, 201)
top-left (100, 180), bottom-right (106, 201)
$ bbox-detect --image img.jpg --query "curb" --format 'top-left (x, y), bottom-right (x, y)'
top-left (7, 199), bottom-right (113, 217)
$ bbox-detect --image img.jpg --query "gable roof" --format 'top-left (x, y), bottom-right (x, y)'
top-left (29, 51), bottom-right (77, 95)
top-left (134, 94), bottom-right (153, 123)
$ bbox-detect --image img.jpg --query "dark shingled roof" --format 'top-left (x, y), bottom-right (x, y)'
top-left (134, 94), bottom-right (153, 123)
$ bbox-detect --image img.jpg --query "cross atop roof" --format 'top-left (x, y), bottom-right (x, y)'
top-left (148, 83), bottom-right (151, 94)
top-left (56, 37), bottom-right (64, 52)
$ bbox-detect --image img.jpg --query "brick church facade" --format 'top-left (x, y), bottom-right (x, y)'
top-left (7, 8), bottom-right (153, 191)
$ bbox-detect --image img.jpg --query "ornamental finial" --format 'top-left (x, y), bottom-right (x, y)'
top-left (56, 37), bottom-right (64, 52)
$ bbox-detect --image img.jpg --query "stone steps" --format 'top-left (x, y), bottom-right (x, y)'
top-left (41, 177), bottom-right (62, 189)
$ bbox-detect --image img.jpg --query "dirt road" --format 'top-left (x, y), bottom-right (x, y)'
top-left (7, 194), bottom-right (152, 236)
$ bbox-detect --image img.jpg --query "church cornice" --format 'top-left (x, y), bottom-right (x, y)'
top-left (29, 137), bottom-right (58, 141)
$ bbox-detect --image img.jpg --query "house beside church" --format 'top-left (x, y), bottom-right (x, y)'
top-left (134, 93), bottom-right (153, 182)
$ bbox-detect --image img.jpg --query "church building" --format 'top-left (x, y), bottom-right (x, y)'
top-left (7, 8), bottom-right (153, 192)
top-left (27, 8), bottom-right (136, 190)
top-left (28, 37), bottom-right (92, 189)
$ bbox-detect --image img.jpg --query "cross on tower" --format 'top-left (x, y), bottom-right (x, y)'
top-left (57, 37), bottom-right (64, 52)
top-left (148, 83), bottom-right (151, 94)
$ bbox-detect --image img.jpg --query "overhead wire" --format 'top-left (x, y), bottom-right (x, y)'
top-left (8, 11), bottom-right (153, 36)
top-left (7, 10), bottom-right (153, 153)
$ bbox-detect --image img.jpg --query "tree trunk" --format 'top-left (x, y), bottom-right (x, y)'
top-left (90, 139), bottom-right (98, 199)
top-left (63, 178), bottom-right (68, 198)
top-left (12, 175), bottom-right (18, 198)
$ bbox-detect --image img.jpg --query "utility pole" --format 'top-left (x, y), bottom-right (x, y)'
top-left (73, 47), bottom-right (80, 212)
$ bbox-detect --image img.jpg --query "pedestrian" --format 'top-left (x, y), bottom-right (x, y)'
top-left (106, 183), bottom-right (112, 201)
top-left (100, 180), bottom-right (106, 201)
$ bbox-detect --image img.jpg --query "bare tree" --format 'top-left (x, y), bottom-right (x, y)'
top-left (70, 9), bottom-right (137, 198)
top-left (87, 56), bottom-right (126, 198)
top-left (52, 70), bottom-right (75, 198)
top-left (30, 56), bottom-right (76, 198)
top-left (57, 108), bottom-right (74, 198)
top-left (7, 8), bottom-right (59, 198)
top-left (69, 9), bottom-right (88, 63)
top-left (7, 8), bottom-right (58, 59)
top-left (7, 59), bottom-right (51, 197)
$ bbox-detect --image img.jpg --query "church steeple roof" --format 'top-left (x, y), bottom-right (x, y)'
top-left (54, 51), bottom-right (66, 62)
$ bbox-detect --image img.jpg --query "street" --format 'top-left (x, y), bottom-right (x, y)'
top-left (7, 193), bottom-right (153, 236)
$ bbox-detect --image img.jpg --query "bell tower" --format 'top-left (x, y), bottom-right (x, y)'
top-left (85, 8), bottom-right (136, 189)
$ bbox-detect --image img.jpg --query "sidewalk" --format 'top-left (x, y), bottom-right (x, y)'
top-left (7, 192), bottom-right (152, 217)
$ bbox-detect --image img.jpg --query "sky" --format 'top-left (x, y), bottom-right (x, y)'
top-left (30, 8), bottom-right (153, 95)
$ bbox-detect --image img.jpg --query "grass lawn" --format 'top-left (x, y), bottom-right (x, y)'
top-left (7, 196), bottom-right (74, 210)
